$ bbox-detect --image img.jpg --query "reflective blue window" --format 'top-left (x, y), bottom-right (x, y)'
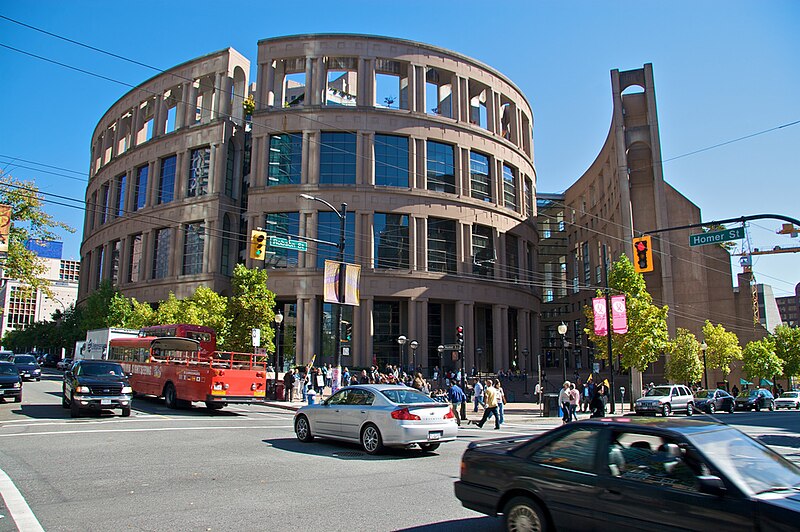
top-left (319, 132), bottom-right (356, 185)
top-left (134, 165), bottom-right (148, 211)
top-left (268, 134), bottom-right (302, 185)
top-left (375, 135), bottom-right (408, 187)
top-left (158, 156), bottom-right (176, 204)
top-left (316, 211), bottom-right (355, 268)
top-left (265, 212), bottom-right (300, 268)
top-left (426, 141), bottom-right (455, 194)
top-left (470, 152), bottom-right (491, 201)
top-left (503, 164), bottom-right (517, 211)
top-left (427, 217), bottom-right (457, 273)
top-left (374, 213), bottom-right (409, 269)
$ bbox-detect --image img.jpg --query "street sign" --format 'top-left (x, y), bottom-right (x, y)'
top-left (269, 236), bottom-right (308, 252)
top-left (442, 344), bottom-right (461, 350)
top-left (251, 328), bottom-right (261, 347)
top-left (689, 227), bottom-right (744, 247)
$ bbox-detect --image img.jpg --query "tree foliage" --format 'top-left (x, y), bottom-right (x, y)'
top-left (0, 172), bottom-right (75, 295)
top-left (584, 255), bottom-right (670, 372)
top-left (773, 325), bottom-right (800, 378)
top-left (225, 264), bottom-right (277, 353)
top-left (665, 328), bottom-right (704, 385)
top-left (701, 320), bottom-right (742, 376)
top-left (742, 338), bottom-right (783, 384)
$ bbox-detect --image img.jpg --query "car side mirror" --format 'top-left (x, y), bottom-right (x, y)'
top-left (697, 475), bottom-right (726, 496)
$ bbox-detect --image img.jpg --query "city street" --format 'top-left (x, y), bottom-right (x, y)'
top-left (2, 372), bottom-right (800, 531)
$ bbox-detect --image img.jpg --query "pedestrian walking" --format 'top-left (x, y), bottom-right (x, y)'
top-left (283, 367), bottom-right (295, 402)
top-left (494, 379), bottom-right (505, 425)
top-left (582, 379), bottom-right (594, 412)
top-left (590, 384), bottom-right (608, 418)
top-left (559, 381), bottom-right (572, 424)
top-left (475, 379), bottom-right (500, 429)
top-left (569, 382), bottom-right (580, 421)
top-left (472, 378), bottom-right (485, 412)
top-left (448, 380), bottom-right (467, 426)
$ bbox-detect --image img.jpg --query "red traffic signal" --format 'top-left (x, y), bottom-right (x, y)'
top-left (632, 236), bottom-right (654, 273)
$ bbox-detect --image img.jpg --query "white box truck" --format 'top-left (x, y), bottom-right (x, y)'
top-left (79, 328), bottom-right (140, 360)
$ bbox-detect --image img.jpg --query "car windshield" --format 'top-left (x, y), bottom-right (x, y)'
top-left (739, 390), bottom-right (759, 398)
top-left (76, 363), bottom-right (124, 377)
top-left (695, 390), bottom-right (711, 398)
top-left (691, 427), bottom-right (800, 495)
top-left (0, 364), bottom-right (17, 375)
top-left (381, 388), bottom-right (436, 404)
top-left (645, 386), bottom-right (672, 397)
top-left (14, 355), bottom-right (36, 364)
top-left (780, 392), bottom-right (799, 398)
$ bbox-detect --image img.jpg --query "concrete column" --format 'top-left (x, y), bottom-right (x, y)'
top-left (211, 142), bottom-right (225, 195)
top-left (130, 105), bottom-right (140, 148)
top-left (274, 60), bottom-right (286, 107)
top-left (360, 297), bottom-right (373, 369)
top-left (100, 242), bottom-right (111, 282)
top-left (493, 305), bottom-right (505, 372)
top-left (305, 57), bottom-right (316, 106)
top-left (493, 157), bottom-right (503, 209)
top-left (486, 90), bottom-right (497, 135)
top-left (415, 65), bottom-right (426, 113)
top-left (415, 138), bottom-right (426, 189)
top-left (296, 297), bottom-right (308, 365)
top-left (362, 58), bottom-right (376, 107)
top-left (305, 131), bottom-right (319, 185)
top-left (213, 72), bottom-right (224, 119)
top-left (174, 150), bottom-right (187, 199)
top-left (406, 64), bottom-right (417, 112)
top-left (146, 161), bottom-right (157, 207)
top-left (358, 131), bottom-right (374, 185)
top-left (450, 74), bottom-right (462, 122)
top-left (205, 218), bottom-right (218, 275)
top-left (175, 82), bottom-right (187, 130)
top-left (301, 297), bottom-right (317, 366)
top-left (119, 235), bottom-right (131, 286)
top-left (263, 60), bottom-right (275, 107)
top-left (170, 224), bottom-right (183, 277)
top-left (141, 230), bottom-right (153, 280)
top-left (251, 136), bottom-right (265, 188)
top-left (184, 81), bottom-right (198, 127)
top-left (153, 94), bottom-right (165, 137)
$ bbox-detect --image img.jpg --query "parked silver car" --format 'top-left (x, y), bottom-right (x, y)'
top-left (635, 384), bottom-right (695, 416)
top-left (775, 391), bottom-right (800, 410)
top-left (293, 384), bottom-right (458, 454)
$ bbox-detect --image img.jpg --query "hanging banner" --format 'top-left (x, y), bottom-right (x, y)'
top-left (0, 205), bottom-right (10, 253)
top-left (611, 295), bottom-right (628, 334)
top-left (324, 260), bottom-right (361, 306)
top-left (592, 297), bottom-right (608, 336)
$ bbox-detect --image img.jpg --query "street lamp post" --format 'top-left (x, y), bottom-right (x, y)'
top-left (274, 310), bottom-right (283, 398)
top-left (409, 340), bottom-right (419, 374)
top-left (437, 345), bottom-right (445, 382)
top-left (522, 348), bottom-right (529, 394)
top-left (300, 194), bottom-right (347, 386)
top-left (397, 335), bottom-right (407, 374)
top-left (700, 341), bottom-right (708, 389)
top-left (558, 322), bottom-right (568, 385)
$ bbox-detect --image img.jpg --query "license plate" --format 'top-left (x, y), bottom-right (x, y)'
top-left (0, 390), bottom-right (4, 395)
top-left (101, 399), bottom-right (111, 405)
top-left (254, 390), bottom-right (265, 397)
top-left (428, 431), bottom-right (442, 440)
top-left (23, 373), bottom-right (30, 377)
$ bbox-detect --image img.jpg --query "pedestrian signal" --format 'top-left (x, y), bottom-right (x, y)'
top-left (457, 325), bottom-right (464, 346)
top-left (632, 235), bottom-right (654, 273)
top-left (250, 230), bottom-right (267, 260)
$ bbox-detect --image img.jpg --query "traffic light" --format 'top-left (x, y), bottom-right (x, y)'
top-left (632, 235), bottom-right (654, 273)
top-left (457, 325), bottom-right (464, 346)
top-left (250, 230), bottom-right (267, 260)
top-left (344, 322), bottom-right (352, 342)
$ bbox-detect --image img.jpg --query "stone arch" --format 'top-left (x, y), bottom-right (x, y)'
top-left (231, 66), bottom-right (247, 122)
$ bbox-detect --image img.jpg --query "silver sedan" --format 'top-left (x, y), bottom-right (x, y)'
top-left (293, 384), bottom-right (458, 454)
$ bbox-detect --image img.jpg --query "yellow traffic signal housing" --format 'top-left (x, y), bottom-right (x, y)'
top-left (632, 235), bottom-right (654, 273)
top-left (250, 230), bottom-right (267, 260)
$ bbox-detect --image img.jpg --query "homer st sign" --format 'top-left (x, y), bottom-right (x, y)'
top-left (689, 227), bottom-right (745, 247)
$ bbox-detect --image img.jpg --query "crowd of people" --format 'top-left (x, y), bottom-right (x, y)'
top-left (558, 378), bottom-right (610, 424)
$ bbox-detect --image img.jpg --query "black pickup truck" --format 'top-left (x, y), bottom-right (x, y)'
top-left (62, 360), bottom-right (133, 417)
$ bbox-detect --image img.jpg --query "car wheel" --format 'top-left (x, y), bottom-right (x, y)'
top-left (503, 496), bottom-right (547, 532)
top-left (14, 394), bottom-right (21, 403)
top-left (121, 406), bottom-right (131, 417)
top-left (708, 403), bottom-right (716, 414)
top-left (35, 378), bottom-right (40, 382)
top-left (294, 415), bottom-right (314, 442)
top-left (769, 401), bottom-right (775, 412)
top-left (418, 443), bottom-right (440, 452)
top-left (686, 403), bottom-right (693, 416)
top-left (796, 403), bottom-right (799, 410)
top-left (163, 383), bottom-right (178, 409)
top-left (205, 402), bottom-right (225, 410)
top-left (360, 424), bottom-right (383, 455)
top-left (729, 403), bottom-right (735, 414)
top-left (62, 389), bottom-right (69, 408)
top-left (661, 403), bottom-right (671, 417)
top-left (70, 394), bottom-right (80, 418)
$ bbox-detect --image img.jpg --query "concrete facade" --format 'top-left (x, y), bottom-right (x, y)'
top-left (80, 35), bottom-right (540, 372)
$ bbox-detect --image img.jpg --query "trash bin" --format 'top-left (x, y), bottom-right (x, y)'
top-left (307, 390), bottom-right (317, 405)
top-left (543, 393), bottom-right (560, 417)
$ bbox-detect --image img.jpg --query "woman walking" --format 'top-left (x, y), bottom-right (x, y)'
top-left (494, 379), bottom-right (506, 425)
top-left (558, 381), bottom-right (572, 424)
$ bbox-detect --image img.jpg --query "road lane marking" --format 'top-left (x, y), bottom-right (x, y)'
top-left (0, 467), bottom-right (44, 532)
top-left (0, 425), bottom-right (293, 438)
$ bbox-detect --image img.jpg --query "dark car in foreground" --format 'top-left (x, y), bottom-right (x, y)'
top-left (62, 360), bottom-right (132, 417)
top-left (0, 361), bottom-right (23, 402)
top-left (455, 417), bottom-right (800, 531)
top-left (735, 388), bottom-right (775, 411)
top-left (694, 388), bottom-right (735, 414)
top-left (11, 354), bottom-right (41, 381)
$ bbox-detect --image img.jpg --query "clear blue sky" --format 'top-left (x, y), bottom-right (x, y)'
top-left (1, 1), bottom-right (798, 296)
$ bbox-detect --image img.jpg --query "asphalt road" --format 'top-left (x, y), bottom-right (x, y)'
top-left (1, 371), bottom-right (800, 532)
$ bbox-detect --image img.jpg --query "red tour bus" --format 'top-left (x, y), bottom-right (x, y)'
top-left (139, 324), bottom-right (216, 356)
top-left (108, 336), bottom-right (268, 410)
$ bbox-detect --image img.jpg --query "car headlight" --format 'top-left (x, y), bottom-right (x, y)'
top-left (13, 382), bottom-right (20, 388)
top-left (75, 386), bottom-right (90, 394)
top-left (121, 386), bottom-right (132, 394)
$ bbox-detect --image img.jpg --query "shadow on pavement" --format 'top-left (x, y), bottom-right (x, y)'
top-left (394, 516), bottom-right (501, 531)
top-left (263, 437), bottom-right (447, 461)
top-left (5, 396), bottom-right (246, 420)
top-left (758, 434), bottom-right (800, 449)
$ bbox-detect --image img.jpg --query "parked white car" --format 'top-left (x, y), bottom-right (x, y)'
top-left (775, 391), bottom-right (800, 410)
top-left (294, 384), bottom-right (458, 454)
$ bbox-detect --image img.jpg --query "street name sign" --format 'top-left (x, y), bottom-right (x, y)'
top-left (689, 227), bottom-right (744, 247)
top-left (442, 344), bottom-right (461, 350)
top-left (269, 236), bottom-right (308, 252)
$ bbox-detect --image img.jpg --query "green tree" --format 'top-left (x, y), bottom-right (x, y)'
top-left (701, 320), bottom-right (742, 378)
top-left (0, 172), bottom-right (75, 295)
top-left (80, 281), bottom-right (120, 330)
top-left (127, 298), bottom-right (156, 329)
top-left (154, 293), bottom-right (183, 325)
top-left (225, 264), bottom-right (277, 352)
top-left (180, 287), bottom-right (228, 345)
top-left (665, 328), bottom-right (704, 385)
top-left (742, 338), bottom-right (783, 385)
top-left (773, 325), bottom-right (800, 379)
top-left (584, 255), bottom-right (670, 372)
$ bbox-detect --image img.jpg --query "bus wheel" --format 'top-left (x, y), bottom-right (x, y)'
top-left (205, 402), bottom-right (225, 410)
top-left (164, 383), bottom-right (178, 409)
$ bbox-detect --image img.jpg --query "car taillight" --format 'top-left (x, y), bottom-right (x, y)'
top-left (391, 407), bottom-right (421, 420)
top-left (443, 409), bottom-right (455, 419)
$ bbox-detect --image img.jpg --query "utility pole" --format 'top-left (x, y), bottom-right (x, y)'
top-left (603, 244), bottom-right (615, 414)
